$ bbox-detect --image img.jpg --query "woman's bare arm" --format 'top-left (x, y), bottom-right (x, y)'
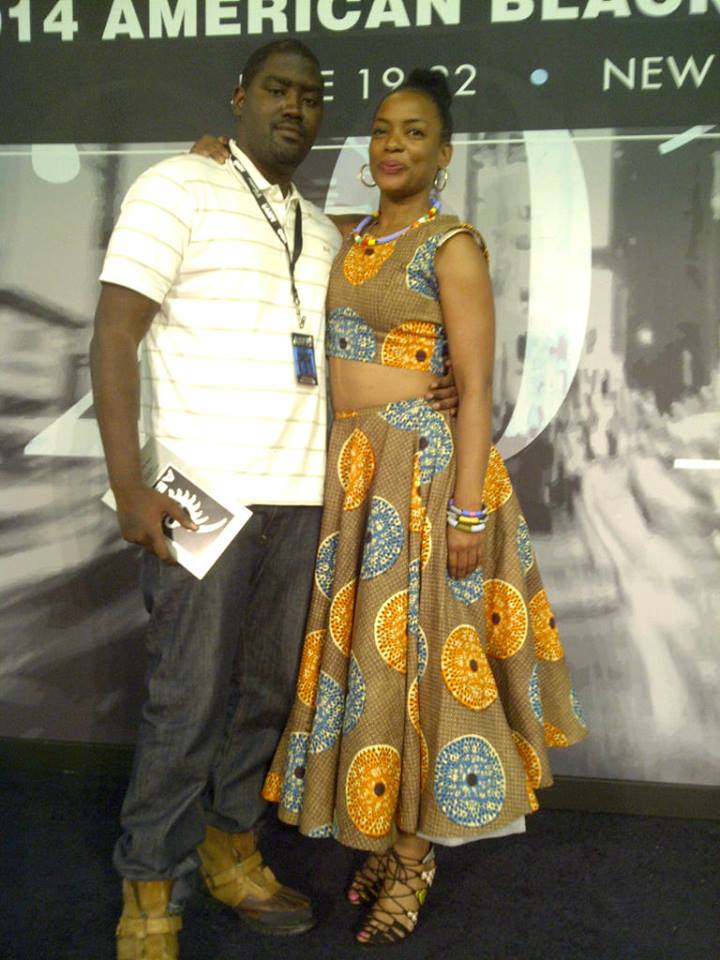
top-left (436, 233), bottom-right (495, 578)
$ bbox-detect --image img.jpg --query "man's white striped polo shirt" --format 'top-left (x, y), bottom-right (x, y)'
top-left (100, 143), bottom-right (341, 506)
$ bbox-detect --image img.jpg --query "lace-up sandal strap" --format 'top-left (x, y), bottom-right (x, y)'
top-left (348, 851), bottom-right (390, 905)
top-left (357, 846), bottom-right (436, 946)
top-left (387, 844), bottom-right (436, 886)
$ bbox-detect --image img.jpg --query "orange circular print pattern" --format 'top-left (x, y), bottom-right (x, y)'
top-left (338, 429), bottom-right (376, 511)
top-left (482, 448), bottom-right (513, 513)
top-left (409, 453), bottom-right (424, 533)
top-left (529, 590), bottom-right (564, 661)
top-left (330, 580), bottom-right (357, 656)
top-left (408, 677), bottom-right (421, 732)
top-left (484, 579), bottom-right (528, 659)
top-left (381, 320), bottom-right (437, 371)
top-left (441, 625), bottom-right (498, 711)
top-left (407, 679), bottom-right (429, 791)
top-left (419, 728), bottom-right (429, 792)
top-left (296, 629), bottom-right (325, 708)
top-left (261, 771), bottom-right (282, 803)
top-left (420, 514), bottom-right (432, 569)
top-left (346, 744), bottom-right (401, 837)
top-left (374, 590), bottom-right (409, 673)
top-left (343, 240), bottom-right (397, 285)
top-left (544, 721), bottom-right (569, 747)
top-left (511, 730), bottom-right (542, 789)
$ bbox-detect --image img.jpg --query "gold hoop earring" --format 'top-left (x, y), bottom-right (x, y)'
top-left (433, 168), bottom-right (449, 193)
top-left (358, 163), bottom-right (376, 188)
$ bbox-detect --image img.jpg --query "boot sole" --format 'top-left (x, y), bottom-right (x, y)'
top-left (197, 874), bottom-right (316, 935)
top-left (236, 912), bottom-right (317, 936)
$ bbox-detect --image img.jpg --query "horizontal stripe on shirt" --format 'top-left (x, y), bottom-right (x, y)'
top-left (100, 147), bottom-right (341, 507)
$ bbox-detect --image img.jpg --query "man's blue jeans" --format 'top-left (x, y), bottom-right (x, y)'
top-left (113, 505), bottom-right (322, 880)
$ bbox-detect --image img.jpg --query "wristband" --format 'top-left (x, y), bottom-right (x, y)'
top-left (448, 498), bottom-right (487, 520)
top-left (447, 512), bottom-right (486, 533)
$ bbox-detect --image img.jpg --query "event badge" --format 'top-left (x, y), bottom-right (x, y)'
top-left (229, 153), bottom-right (317, 387)
top-left (292, 332), bottom-right (318, 386)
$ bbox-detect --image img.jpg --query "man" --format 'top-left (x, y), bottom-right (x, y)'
top-left (92, 40), bottom-right (336, 959)
top-left (92, 39), bottom-right (454, 959)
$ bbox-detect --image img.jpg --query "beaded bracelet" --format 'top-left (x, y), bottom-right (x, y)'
top-left (447, 512), bottom-right (486, 533)
top-left (448, 498), bottom-right (487, 520)
top-left (448, 512), bottom-right (488, 529)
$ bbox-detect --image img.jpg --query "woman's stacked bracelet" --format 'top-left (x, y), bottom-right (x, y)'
top-left (446, 499), bottom-right (487, 534)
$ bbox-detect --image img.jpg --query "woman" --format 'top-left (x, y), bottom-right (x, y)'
top-left (197, 70), bottom-right (587, 946)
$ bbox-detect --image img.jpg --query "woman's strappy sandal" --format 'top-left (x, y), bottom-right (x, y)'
top-left (347, 851), bottom-right (390, 905)
top-left (355, 845), bottom-right (436, 947)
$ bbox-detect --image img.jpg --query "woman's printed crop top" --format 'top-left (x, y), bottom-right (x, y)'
top-left (326, 214), bottom-right (488, 375)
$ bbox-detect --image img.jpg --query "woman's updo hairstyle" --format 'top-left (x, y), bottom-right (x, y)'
top-left (392, 68), bottom-right (453, 144)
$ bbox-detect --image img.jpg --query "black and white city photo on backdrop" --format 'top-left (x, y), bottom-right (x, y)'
top-left (1, 122), bottom-right (718, 785)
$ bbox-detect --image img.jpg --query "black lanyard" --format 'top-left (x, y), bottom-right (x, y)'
top-left (230, 152), bottom-right (305, 329)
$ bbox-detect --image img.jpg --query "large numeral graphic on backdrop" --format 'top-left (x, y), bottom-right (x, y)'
top-left (497, 130), bottom-right (591, 458)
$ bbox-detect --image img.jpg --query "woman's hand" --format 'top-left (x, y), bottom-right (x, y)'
top-left (426, 360), bottom-right (458, 415)
top-left (191, 135), bottom-right (231, 164)
top-left (446, 524), bottom-right (485, 580)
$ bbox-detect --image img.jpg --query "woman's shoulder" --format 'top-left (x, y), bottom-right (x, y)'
top-left (328, 213), bottom-right (362, 238)
top-left (432, 215), bottom-right (489, 261)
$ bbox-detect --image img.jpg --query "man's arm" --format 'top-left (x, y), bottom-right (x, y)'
top-left (90, 282), bottom-right (196, 562)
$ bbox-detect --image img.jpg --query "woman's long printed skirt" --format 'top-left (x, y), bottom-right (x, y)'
top-left (262, 399), bottom-right (587, 852)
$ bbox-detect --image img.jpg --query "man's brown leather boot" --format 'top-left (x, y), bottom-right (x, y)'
top-left (198, 825), bottom-right (315, 935)
top-left (116, 879), bottom-right (181, 959)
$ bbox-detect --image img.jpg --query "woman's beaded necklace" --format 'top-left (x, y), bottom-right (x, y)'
top-left (351, 198), bottom-right (442, 250)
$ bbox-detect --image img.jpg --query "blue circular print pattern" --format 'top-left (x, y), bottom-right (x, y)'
top-left (281, 732), bottom-right (309, 813)
top-left (315, 532), bottom-right (339, 600)
top-left (406, 234), bottom-right (444, 301)
top-left (327, 307), bottom-right (376, 362)
top-left (343, 655), bottom-right (367, 734)
top-left (528, 663), bottom-right (544, 723)
top-left (308, 823), bottom-right (334, 838)
top-left (429, 326), bottom-right (448, 376)
top-left (417, 625), bottom-right (429, 679)
top-left (447, 566), bottom-right (484, 605)
top-left (408, 558), bottom-right (420, 638)
top-left (434, 735), bottom-right (506, 827)
top-left (360, 497), bottom-right (404, 580)
top-left (516, 516), bottom-right (534, 575)
top-left (571, 687), bottom-right (586, 727)
top-left (380, 399), bottom-right (453, 483)
top-left (310, 672), bottom-right (344, 754)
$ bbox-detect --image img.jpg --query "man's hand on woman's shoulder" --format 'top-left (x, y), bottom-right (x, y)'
top-left (191, 135), bottom-right (231, 164)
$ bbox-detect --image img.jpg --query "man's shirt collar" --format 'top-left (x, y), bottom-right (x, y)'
top-left (229, 140), bottom-right (301, 207)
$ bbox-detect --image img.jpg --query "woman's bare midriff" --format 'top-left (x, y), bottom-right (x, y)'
top-left (329, 357), bottom-right (436, 412)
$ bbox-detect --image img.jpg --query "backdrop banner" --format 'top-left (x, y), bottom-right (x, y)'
top-left (1, 1), bottom-right (719, 788)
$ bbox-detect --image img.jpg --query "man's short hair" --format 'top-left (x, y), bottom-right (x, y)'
top-left (240, 40), bottom-right (321, 90)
